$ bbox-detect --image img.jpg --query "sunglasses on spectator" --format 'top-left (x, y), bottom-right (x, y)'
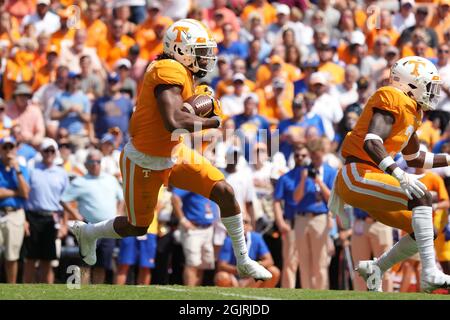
top-left (2, 144), bottom-right (15, 150)
top-left (59, 143), bottom-right (71, 149)
top-left (438, 49), bottom-right (450, 53)
top-left (86, 159), bottom-right (101, 165)
top-left (295, 153), bottom-right (308, 158)
top-left (43, 148), bottom-right (56, 154)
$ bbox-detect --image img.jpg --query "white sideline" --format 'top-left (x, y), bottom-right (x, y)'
top-left (137, 285), bottom-right (282, 300)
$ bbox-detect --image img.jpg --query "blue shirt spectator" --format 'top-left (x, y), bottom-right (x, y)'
top-left (297, 163), bottom-right (337, 214)
top-left (218, 24), bottom-right (248, 60)
top-left (219, 231), bottom-right (269, 266)
top-left (274, 166), bottom-right (303, 221)
top-left (172, 188), bottom-right (218, 226)
top-left (53, 90), bottom-right (90, 135)
top-left (26, 162), bottom-right (69, 212)
top-left (0, 161), bottom-right (29, 209)
top-left (92, 95), bottom-right (133, 142)
top-left (61, 172), bottom-right (123, 223)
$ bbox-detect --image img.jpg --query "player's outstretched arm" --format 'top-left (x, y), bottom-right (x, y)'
top-left (364, 108), bottom-right (426, 200)
top-left (155, 84), bottom-right (220, 132)
top-left (402, 132), bottom-right (450, 169)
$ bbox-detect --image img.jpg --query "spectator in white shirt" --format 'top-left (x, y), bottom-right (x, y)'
top-left (392, 0), bottom-right (416, 33)
top-left (21, 0), bottom-right (60, 36)
top-left (309, 72), bottom-right (342, 141)
top-left (360, 36), bottom-right (388, 80)
top-left (330, 64), bottom-right (359, 110)
top-left (436, 43), bottom-right (450, 112)
top-left (220, 73), bottom-right (249, 117)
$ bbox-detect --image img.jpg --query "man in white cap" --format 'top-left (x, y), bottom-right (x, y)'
top-left (220, 73), bottom-right (250, 117)
top-left (393, 0), bottom-right (416, 33)
top-left (21, 0), bottom-right (61, 35)
top-left (23, 138), bottom-right (69, 284)
top-left (309, 71), bottom-right (342, 141)
top-left (267, 4), bottom-right (293, 47)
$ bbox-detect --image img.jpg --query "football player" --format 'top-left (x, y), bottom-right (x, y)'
top-left (70, 19), bottom-right (271, 281)
top-left (329, 56), bottom-right (450, 292)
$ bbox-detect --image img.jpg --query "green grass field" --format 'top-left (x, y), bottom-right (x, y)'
top-left (0, 284), bottom-right (449, 300)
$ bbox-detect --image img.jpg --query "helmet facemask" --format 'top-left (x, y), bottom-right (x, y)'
top-left (414, 77), bottom-right (441, 111)
top-left (186, 45), bottom-right (217, 78)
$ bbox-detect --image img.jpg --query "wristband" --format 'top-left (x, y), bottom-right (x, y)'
top-left (378, 156), bottom-right (395, 172)
top-left (402, 151), bottom-right (420, 161)
top-left (364, 133), bottom-right (384, 143)
top-left (446, 154), bottom-right (450, 166)
top-left (423, 152), bottom-right (434, 169)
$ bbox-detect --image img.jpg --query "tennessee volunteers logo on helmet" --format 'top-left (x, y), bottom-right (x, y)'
top-left (407, 60), bottom-right (426, 76)
top-left (173, 26), bottom-right (189, 42)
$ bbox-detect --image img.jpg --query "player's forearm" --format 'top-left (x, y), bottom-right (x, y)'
top-left (169, 111), bottom-right (219, 132)
top-left (363, 140), bottom-right (399, 174)
top-left (406, 151), bottom-right (450, 169)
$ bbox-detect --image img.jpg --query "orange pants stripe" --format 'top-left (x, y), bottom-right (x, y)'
top-left (336, 163), bottom-right (414, 234)
top-left (120, 144), bottom-right (225, 227)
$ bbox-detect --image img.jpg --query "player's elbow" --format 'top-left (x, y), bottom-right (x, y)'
top-left (363, 139), bottom-right (379, 156)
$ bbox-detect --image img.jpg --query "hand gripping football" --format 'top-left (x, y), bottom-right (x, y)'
top-left (182, 94), bottom-right (214, 118)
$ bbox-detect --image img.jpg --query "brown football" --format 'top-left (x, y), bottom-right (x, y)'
top-left (182, 94), bottom-right (214, 118)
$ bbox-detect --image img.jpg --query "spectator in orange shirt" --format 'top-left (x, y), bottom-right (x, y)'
top-left (256, 54), bottom-right (299, 89)
top-left (260, 77), bottom-right (293, 124)
top-left (50, 8), bottom-right (77, 50)
top-left (138, 17), bottom-right (169, 61)
top-left (6, 83), bottom-right (45, 147)
top-left (317, 41), bottom-right (345, 85)
top-left (338, 31), bottom-right (366, 66)
top-left (401, 28), bottom-right (436, 58)
top-left (365, 9), bottom-right (400, 53)
top-left (0, 12), bottom-right (21, 48)
top-left (216, 58), bottom-right (255, 98)
top-left (82, 2), bottom-right (108, 50)
top-left (126, 45), bottom-right (148, 93)
top-left (428, 0), bottom-right (450, 44)
top-left (398, 6), bottom-right (439, 49)
top-left (32, 46), bottom-right (58, 92)
top-left (204, 0), bottom-right (240, 33)
top-left (33, 32), bottom-right (52, 71)
top-left (241, 0), bottom-right (277, 26)
top-left (98, 19), bottom-right (136, 71)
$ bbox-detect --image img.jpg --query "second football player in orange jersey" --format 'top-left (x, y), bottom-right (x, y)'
top-left (69, 19), bottom-right (272, 282)
top-left (329, 56), bottom-right (450, 292)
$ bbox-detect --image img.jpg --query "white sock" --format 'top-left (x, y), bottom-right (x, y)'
top-left (376, 235), bottom-right (418, 273)
top-left (221, 213), bottom-right (250, 265)
top-left (412, 206), bottom-right (437, 273)
top-left (85, 218), bottom-right (122, 240)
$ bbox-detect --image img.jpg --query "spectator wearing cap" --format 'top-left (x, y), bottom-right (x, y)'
top-left (428, 0), bottom-right (450, 44)
top-left (292, 138), bottom-right (336, 290)
top-left (276, 93), bottom-right (326, 161)
top-left (338, 31), bottom-right (367, 66)
top-left (255, 54), bottom-right (298, 91)
top-left (436, 43), bottom-right (450, 112)
top-left (215, 214), bottom-right (280, 288)
top-left (99, 133), bottom-right (121, 180)
top-left (23, 138), bottom-right (69, 284)
top-left (211, 55), bottom-right (232, 92)
top-left (330, 64), bottom-right (360, 110)
top-left (61, 149), bottom-right (124, 284)
top-left (260, 77), bottom-right (294, 124)
top-left (91, 72), bottom-right (133, 145)
top-left (59, 29), bottom-right (104, 76)
top-left (49, 8), bottom-right (77, 49)
top-left (171, 187), bottom-right (219, 286)
top-left (97, 19), bottom-right (136, 71)
top-left (6, 83), bottom-right (45, 148)
top-left (393, 0), bottom-right (416, 34)
top-left (233, 93), bottom-right (271, 163)
top-left (398, 6), bottom-right (439, 49)
top-left (316, 41), bottom-right (345, 85)
top-left (241, 0), bottom-right (277, 26)
top-left (360, 36), bottom-right (389, 80)
top-left (51, 72), bottom-right (91, 150)
top-left (266, 4), bottom-right (294, 47)
top-left (0, 98), bottom-right (13, 139)
top-left (79, 55), bottom-right (104, 102)
top-left (218, 23), bottom-right (248, 60)
top-left (81, 2), bottom-right (108, 50)
top-left (21, 0), bottom-right (60, 36)
top-left (220, 73), bottom-right (252, 117)
top-left (273, 144), bottom-right (311, 288)
top-left (308, 72), bottom-right (342, 141)
top-left (115, 58), bottom-right (137, 100)
top-left (32, 45), bottom-right (59, 92)
top-left (365, 9), bottom-right (400, 52)
top-left (216, 58), bottom-right (256, 98)
top-left (0, 136), bottom-right (30, 283)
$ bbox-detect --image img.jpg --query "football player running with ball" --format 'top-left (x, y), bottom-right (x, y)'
top-left (70, 19), bottom-right (271, 281)
top-left (329, 56), bottom-right (450, 292)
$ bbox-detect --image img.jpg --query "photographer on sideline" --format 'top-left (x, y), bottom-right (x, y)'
top-left (292, 138), bottom-right (337, 289)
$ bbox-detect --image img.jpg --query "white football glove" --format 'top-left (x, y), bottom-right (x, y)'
top-left (392, 168), bottom-right (427, 200)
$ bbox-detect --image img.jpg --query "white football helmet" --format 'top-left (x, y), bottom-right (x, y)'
top-left (390, 56), bottom-right (441, 111)
top-left (163, 19), bottom-right (217, 78)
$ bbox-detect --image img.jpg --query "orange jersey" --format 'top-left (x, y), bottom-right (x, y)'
top-left (129, 59), bottom-right (194, 157)
top-left (341, 86), bottom-right (422, 162)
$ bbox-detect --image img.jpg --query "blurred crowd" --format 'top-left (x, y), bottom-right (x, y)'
top-left (0, 0), bottom-right (450, 292)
